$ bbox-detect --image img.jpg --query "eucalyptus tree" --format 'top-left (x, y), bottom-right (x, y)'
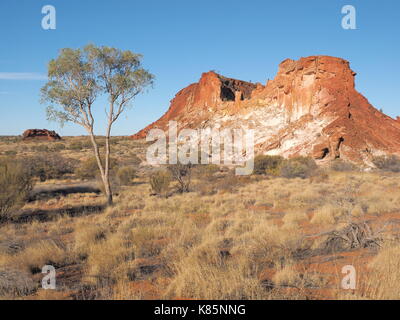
top-left (41, 44), bottom-right (154, 205)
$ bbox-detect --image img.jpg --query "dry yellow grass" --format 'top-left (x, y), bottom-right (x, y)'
top-left (1, 140), bottom-right (400, 300)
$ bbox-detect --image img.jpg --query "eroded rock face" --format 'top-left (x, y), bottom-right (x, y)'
top-left (22, 129), bottom-right (61, 141)
top-left (132, 56), bottom-right (400, 166)
top-left (131, 72), bottom-right (257, 139)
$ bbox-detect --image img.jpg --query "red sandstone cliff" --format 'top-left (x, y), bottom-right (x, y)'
top-left (132, 56), bottom-right (400, 165)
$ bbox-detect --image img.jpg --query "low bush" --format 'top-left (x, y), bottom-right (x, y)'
top-left (116, 166), bottom-right (137, 186)
top-left (167, 163), bottom-right (193, 193)
top-left (30, 145), bottom-right (49, 152)
top-left (193, 164), bottom-right (220, 179)
top-left (372, 155), bottom-right (400, 172)
top-left (23, 154), bottom-right (77, 182)
top-left (330, 159), bottom-right (357, 172)
top-left (279, 157), bottom-right (317, 179)
top-left (51, 143), bottom-right (66, 152)
top-left (149, 170), bottom-right (171, 196)
top-left (253, 155), bottom-right (284, 175)
top-left (128, 154), bottom-right (142, 166)
top-left (3, 150), bottom-right (17, 156)
top-left (68, 141), bottom-right (84, 151)
top-left (0, 159), bottom-right (34, 221)
top-left (75, 156), bottom-right (117, 180)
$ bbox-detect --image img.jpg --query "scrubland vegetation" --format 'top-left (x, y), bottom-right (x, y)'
top-left (1, 137), bottom-right (400, 300)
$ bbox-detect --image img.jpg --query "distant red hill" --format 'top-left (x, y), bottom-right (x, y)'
top-left (22, 129), bottom-right (61, 141)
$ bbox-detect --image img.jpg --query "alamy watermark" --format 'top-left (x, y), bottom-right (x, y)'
top-left (341, 265), bottom-right (356, 290)
top-left (41, 5), bottom-right (56, 30)
top-left (146, 121), bottom-right (255, 175)
top-left (342, 5), bottom-right (356, 30)
top-left (42, 265), bottom-right (56, 290)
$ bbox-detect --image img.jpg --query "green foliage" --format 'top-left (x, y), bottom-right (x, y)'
top-left (372, 155), bottom-right (400, 172)
top-left (40, 44), bottom-right (154, 205)
top-left (0, 159), bottom-right (34, 221)
top-left (279, 157), bottom-right (318, 179)
top-left (150, 170), bottom-right (171, 196)
top-left (75, 157), bottom-right (117, 180)
top-left (22, 154), bottom-right (77, 182)
top-left (253, 155), bottom-right (284, 175)
top-left (330, 159), bottom-right (357, 172)
top-left (41, 44), bottom-right (154, 128)
top-left (116, 166), bottom-right (137, 186)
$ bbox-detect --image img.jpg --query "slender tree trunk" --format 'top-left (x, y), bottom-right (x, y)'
top-left (104, 129), bottom-right (113, 206)
top-left (103, 102), bottom-right (114, 206)
top-left (88, 130), bottom-right (113, 206)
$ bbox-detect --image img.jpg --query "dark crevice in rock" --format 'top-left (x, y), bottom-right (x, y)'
top-left (317, 147), bottom-right (330, 160)
top-left (218, 76), bottom-right (257, 101)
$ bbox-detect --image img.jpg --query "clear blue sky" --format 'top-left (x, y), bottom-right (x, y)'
top-left (0, 0), bottom-right (399, 136)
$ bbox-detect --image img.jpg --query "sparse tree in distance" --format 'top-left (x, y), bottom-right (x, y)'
top-left (41, 44), bottom-right (154, 205)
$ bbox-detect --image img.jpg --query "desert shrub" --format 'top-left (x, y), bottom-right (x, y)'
top-left (128, 153), bottom-right (142, 166)
top-left (30, 144), bottom-right (49, 152)
top-left (193, 164), bottom-right (220, 179)
top-left (23, 153), bottom-right (77, 182)
top-left (330, 159), bottom-right (357, 172)
top-left (75, 156), bottom-right (117, 180)
top-left (4, 150), bottom-right (17, 156)
top-left (253, 155), bottom-right (284, 175)
top-left (167, 163), bottom-right (193, 193)
top-left (116, 166), bottom-right (137, 186)
top-left (51, 143), bottom-right (66, 152)
top-left (150, 170), bottom-right (171, 195)
top-left (309, 168), bottom-right (329, 183)
top-left (372, 155), bottom-right (400, 172)
top-left (279, 157), bottom-right (317, 179)
top-left (0, 159), bottom-right (34, 221)
top-left (68, 141), bottom-right (84, 151)
top-left (0, 269), bottom-right (36, 297)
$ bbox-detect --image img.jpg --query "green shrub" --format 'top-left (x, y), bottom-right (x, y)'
top-left (22, 154), bottom-right (77, 182)
top-left (0, 159), bottom-right (34, 221)
top-left (116, 166), bottom-right (137, 186)
top-left (279, 156), bottom-right (317, 179)
top-left (150, 170), bottom-right (171, 195)
top-left (253, 155), bottom-right (284, 175)
top-left (372, 155), bottom-right (400, 172)
top-left (75, 156), bottom-right (117, 180)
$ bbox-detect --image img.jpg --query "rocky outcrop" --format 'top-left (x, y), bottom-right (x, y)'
top-left (132, 56), bottom-right (400, 166)
top-left (22, 129), bottom-right (61, 141)
top-left (131, 72), bottom-right (257, 139)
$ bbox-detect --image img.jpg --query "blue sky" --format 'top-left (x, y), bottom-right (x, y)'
top-left (0, 0), bottom-right (399, 136)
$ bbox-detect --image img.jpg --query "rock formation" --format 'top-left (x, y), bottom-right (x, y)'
top-left (22, 129), bottom-right (61, 141)
top-left (132, 56), bottom-right (400, 166)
